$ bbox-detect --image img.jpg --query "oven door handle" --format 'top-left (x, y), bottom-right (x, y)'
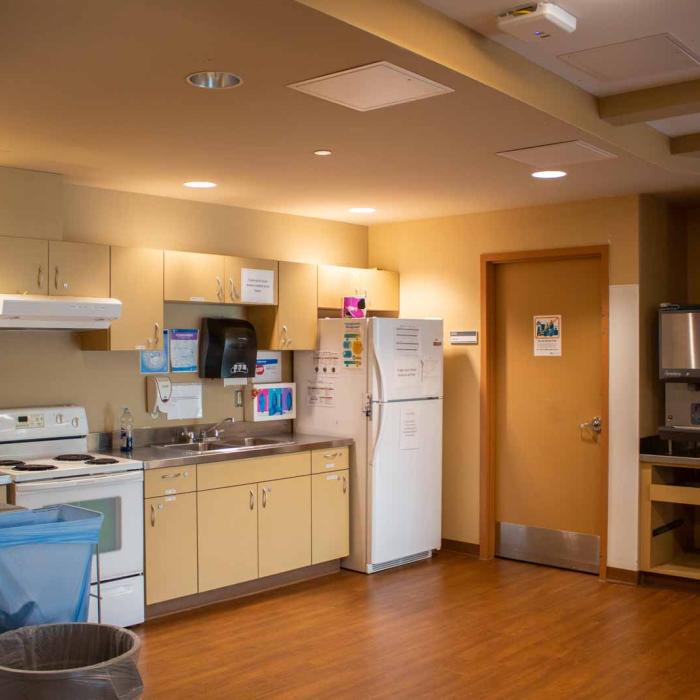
top-left (14, 470), bottom-right (143, 492)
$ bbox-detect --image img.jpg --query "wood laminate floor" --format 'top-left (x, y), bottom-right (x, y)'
top-left (137, 552), bottom-right (700, 699)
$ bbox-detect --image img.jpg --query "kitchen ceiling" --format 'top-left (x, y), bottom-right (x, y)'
top-left (421, 0), bottom-right (700, 141)
top-left (0, 0), bottom-right (699, 224)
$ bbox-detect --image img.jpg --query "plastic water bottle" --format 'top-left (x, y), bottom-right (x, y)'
top-left (120, 407), bottom-right (134, 453)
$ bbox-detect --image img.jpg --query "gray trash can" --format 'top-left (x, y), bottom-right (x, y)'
top-left (0, 622), bottom-right (143, 700)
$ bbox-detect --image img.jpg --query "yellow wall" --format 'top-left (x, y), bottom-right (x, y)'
top-left (368, 195), bottom-right (640, 544)
top-left (686, 207), bottom-right (700, 302)
top-left (0, 169), bottom-right (367, 432)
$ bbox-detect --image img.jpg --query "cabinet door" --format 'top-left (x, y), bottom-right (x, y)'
top-left (198, 485), bottom-right (258, 592)
top-left (109, 247), bottom-right (164, 350)
top-left (317, 265), bottom-right (360, 309)
top-left (145, 493), bottom-right (198, 605)
top-left (224, 256), bottom-right (278, 305)
top-left (258, 475), bottom-right (311, 577)
top-left (277, 261), bottom-right (317, 350)
top-left (312, 470), bottom-right (349, 564)
top-left (365, 269), bottom-right (399, 312)
top-left (163, 250), bottom-right (225, 303)
top-left (49, 241), bottom-right (109, 297)
top-left (0, 237), bottom-right (48, 294)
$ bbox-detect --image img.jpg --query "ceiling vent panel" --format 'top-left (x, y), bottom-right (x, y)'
top-left (287, 61), bottom-right (454, 111)
top-left (559, 34), bottom-right (700, 83)
top-left (497, 140), bottom-right (617, 167)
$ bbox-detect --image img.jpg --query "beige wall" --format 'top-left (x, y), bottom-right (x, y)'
top-left (686, 207), bottom-right (700, 302)
top-left (638, 197), bottom-right (687, 438)
top-left (369, 195), bottom-right (640, 544)
top-left (0, 169), bottom-right (368, 432)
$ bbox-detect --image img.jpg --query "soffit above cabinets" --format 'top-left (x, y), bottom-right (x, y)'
top-left (287, 61), bottom-right (454, 111)
top-left (497, 140), bottom-right (617, 168)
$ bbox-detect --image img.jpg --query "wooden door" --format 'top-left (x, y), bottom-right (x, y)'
top-left (0, 237), bottom-right (48, 294)
top-left (198, 484), bottom-right (258, 592)
top-left (277, 261), bottom-right (317, 350)
top-left (163, 250), bottom-right (225, 303)
top-left (258, 475), bottom-right (311, 577)
top-left (312, 470), bottom-right (349, 564)
top-left (110, 246), bottom-right (164, 350)
top-left (145, 493), bottom-right (198, 604)
top-left (224, 256), bottom-right (278, 305)
top-left (49, 240), bottom-right (109, 297)
top-left (365, 269), bottom-right (399, 312)
top-left (493, 254), bottom-right (606, 574)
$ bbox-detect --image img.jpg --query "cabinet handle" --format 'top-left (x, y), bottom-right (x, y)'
top-left (160, 472), bottom-right (182, 480)
top-left (216, 276), bottom-right (223, 302)
top-left (153, 322), bottom-right (160, 346)
top-left (37, 265), bottom-right (43, 289)
top-left (249, 489), bottom-right (255, 510)
top-left (150, 504), bottom-right (156, 527)
top-left (324, 451), bottom-right (340, 459)
top-left (343, 475), bottom-right (347, 494)
top-left (262, 488), bottom-right (267, 508)
top-left (229, 278), bottom-right (240, 301)
top-left (54, 265), bottom-right (59, 290)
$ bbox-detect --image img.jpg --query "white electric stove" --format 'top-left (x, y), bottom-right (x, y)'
top-left (0, 405), bottom-right (144, 627)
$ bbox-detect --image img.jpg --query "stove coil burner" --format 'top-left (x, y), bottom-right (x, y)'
top-left (55, 454), bottom-right (94, 462)
top-left (84, 458), bottom-right (119, 465)
top-left (14, 464), bottom-right (58, 472)
top-left (0, 460), bottom-right (25, 467)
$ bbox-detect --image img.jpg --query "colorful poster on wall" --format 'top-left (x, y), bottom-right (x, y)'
top-left (170, 328), bottom-right (199, 373)
top-left (342, 321), bottom-right (363, 369)
top-left (533, 315), bottom-right (562, 356)
top-left (139, 330), bottom-right (170, 374)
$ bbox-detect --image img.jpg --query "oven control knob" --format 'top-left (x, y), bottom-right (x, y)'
top-left (71, 417), bottom-right (80, 428)
top-left (56, 413), bottom-right (64, 424)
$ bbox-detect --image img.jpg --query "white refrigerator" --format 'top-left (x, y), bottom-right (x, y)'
top-left (295, 318), bottom-right (443, 573)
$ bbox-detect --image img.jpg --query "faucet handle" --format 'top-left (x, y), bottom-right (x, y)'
top-left (180, 429), bottom-right (195, 443)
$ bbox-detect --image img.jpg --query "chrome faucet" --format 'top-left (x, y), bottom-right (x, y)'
top-left (199, 417), bottom-right (234, 442)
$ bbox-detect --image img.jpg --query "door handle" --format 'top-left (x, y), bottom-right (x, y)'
top-left (579, 416), bottom-right (602, 433)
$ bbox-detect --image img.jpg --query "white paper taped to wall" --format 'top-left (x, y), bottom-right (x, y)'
top-left (152, 381), bottom-right (203, 420)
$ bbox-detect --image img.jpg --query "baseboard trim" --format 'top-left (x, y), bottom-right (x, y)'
top-left (146, 560), bottom-right (341, 620)
top-left (441, 539), bottom-right (480, 557)
top-left (606, 566), bottom-right (640, 585)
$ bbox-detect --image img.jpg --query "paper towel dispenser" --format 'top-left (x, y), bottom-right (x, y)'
top-left (199, 318), bottom-right (257, 379)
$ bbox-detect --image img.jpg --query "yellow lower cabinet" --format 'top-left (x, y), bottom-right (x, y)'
top-left (258, 476), bottom-right (311, 577)
top-left (312, 470), bottom-right (350, 564)
top-left (198, 485), bottom-right (259, 592)
top-left (144, 493), bottom-right (198, 605)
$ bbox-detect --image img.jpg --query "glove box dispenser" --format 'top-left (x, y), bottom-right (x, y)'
top-left (245, 383), bottom-right (296, 422)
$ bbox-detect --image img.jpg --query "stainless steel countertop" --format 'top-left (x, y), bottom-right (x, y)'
top-left (0, 475), bottom-right (10, 485)
top-left (640, 453), bottom-right (700, 468)
top-left (110, 433), bottom-right (354, 470)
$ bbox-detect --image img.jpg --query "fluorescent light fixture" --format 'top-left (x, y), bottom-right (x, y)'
top-left (348, 207), bottom-right (376, 214)
top-left (531, 170), bottom-right (567, 179)
top-left (186, 71), bottom-right (242, 89)
top-left (183, 181), bottom-right (217, 189)
top-left (314, 149), bottom-right (333, 156)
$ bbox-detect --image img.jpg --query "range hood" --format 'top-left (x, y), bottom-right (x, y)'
top-left (0, 295), bottom-right (122, 330)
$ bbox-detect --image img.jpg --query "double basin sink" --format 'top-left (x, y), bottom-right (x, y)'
top-left (154, 436), bottom-right (294, 455)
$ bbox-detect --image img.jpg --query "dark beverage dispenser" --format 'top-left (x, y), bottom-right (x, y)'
top-left (199, 318), bottom-right (257, 379)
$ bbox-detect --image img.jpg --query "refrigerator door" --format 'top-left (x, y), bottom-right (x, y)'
top-left (370, 318), bottom-right (443, 402)
top-left (368, 398), bottom-right (442, 568)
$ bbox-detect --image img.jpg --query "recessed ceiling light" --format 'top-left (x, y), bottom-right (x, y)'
top-left (183, 181), bottom-right (217, 189)
top-left (314, 149), bottom-right (333, 156)
top-left (531, 170), bottom-right (567, 179)
top-left (186, 71), bottom-right (242, 90)
top-left (348, 207), bottom-right (376, 214)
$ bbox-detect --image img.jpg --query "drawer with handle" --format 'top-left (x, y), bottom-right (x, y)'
top-left (311, 446), bottom-right (349, 474)
top-left (144, 465), bottom-right (197, 498)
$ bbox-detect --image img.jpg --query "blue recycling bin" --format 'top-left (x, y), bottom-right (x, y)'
top-left (0, 505), bottom-right (103, 632)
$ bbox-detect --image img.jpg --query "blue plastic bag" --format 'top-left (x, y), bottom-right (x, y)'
top-left (0, 505), bottom-right (103, 632)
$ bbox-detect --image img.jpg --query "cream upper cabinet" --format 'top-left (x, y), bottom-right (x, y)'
top-left (145, 492), bottom-right (198, 605)
top-left (224, 256), bottom-right (278, 305)
top-left (258, 475), bottom-right (311, 578)
top-left (49, 241), bottom-right (110, 297)
top-left (83, 246), bottom-right (164, 351)
top-left (311, 470), bottom-right (350, 564)
top-left (276, 261), bottom-right (317, 350)
top-left (0, 237), bottom-right (48, 295)
top-left (318, 265), bottom-right (399, 312)
top-left (164, 250), bottom-right (225, 303)
top-left (198, 484), bottom-right (258, 592)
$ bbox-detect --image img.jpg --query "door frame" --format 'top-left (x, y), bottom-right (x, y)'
top-left (479, 245), bottom-right (610, 578)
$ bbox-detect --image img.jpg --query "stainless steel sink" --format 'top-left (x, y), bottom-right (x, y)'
top-left (223, 436), bottom-right (292, 448)
top-left (154, 436), bottom-right (294, 453)
top-left (157, 442), bottom-right (234, 453)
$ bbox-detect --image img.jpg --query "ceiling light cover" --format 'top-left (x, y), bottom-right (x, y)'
top-left (183, 181), bottom-right (217, 189)
top-left (314, 150), bottom-right (333, 156)
top-left (531, 170), bottom-right (567, 179)
top-left (186, 71), bottom-right (242, 90)
top-left (348, 207), bottom-right (376, 213)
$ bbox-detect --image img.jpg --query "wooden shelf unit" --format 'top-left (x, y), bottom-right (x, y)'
top-left (640, 459), bottom-right (700, 580)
